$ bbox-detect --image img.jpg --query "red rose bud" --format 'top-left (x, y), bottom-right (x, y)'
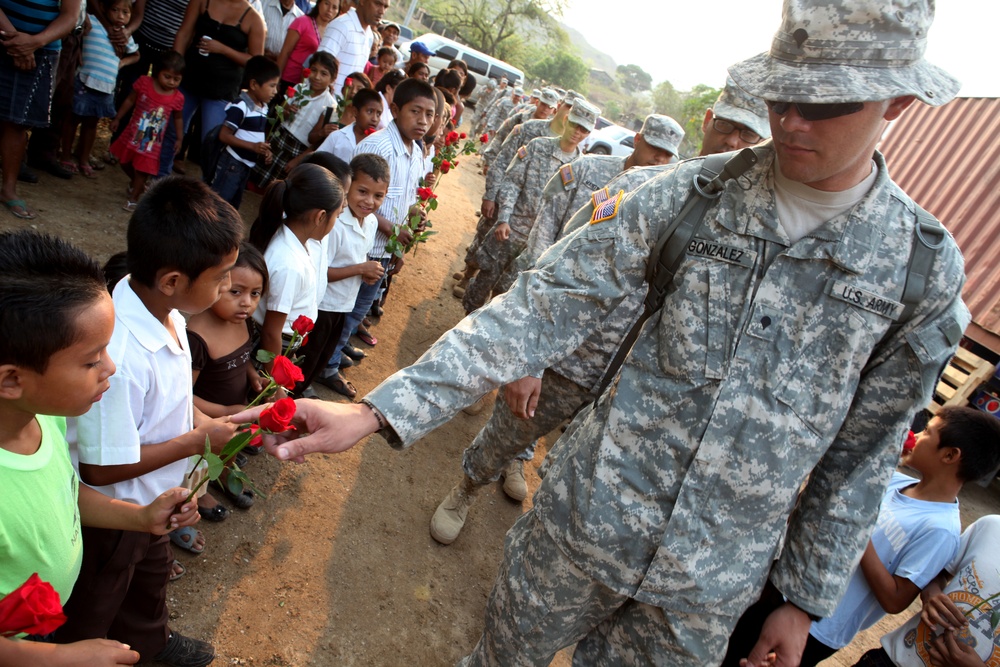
top-left (364, 127), bottom-right (377, 136)
top-left (344, 77), bottom-right (353, 88)
top-left (480, 133), bottom-right (489, 143)
top-left (446, 131), bottom-right (459, 145)
top-left (271, 355), bottom-right (304, 390)
top-left (453, 160), bottom-right (459, 167)
top-left (291, 314), bottom-right (315, 336)
top-left (0, 573), bottom-right (67, 638)
top-left (286, 86), bottom-right (296, 97)
top-left (259, 397), bottom-right (297, 433)
top-left (440, 161), bottom-right (451, 173)
top-left (303, 67), bottom-right (311, 78)
top-left (459, 132), bottom-right (467, 139)
top-left (246, 424), bottom-right (263, 448)
top-left (903, 430), bottom-right (916, 454)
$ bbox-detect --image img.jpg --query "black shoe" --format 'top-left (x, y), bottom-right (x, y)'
top-left (234, 451), bottom-right (249, 468)
top-left (17, 164), bottom-right (39, 184)
top-left (154, 631), bottom-right (215, 667)
top-left (339, 355), bottom-right (354, 368)
top-left (342, 345), bottom-right (366, 361)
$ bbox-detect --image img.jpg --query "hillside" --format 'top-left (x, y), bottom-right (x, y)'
top-left (560, 21), bottom-right (617, 75)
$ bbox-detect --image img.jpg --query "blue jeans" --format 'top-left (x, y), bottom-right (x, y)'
top-left (157, 90), bottom-right (228, 177)
top-left (325, 257), bottom-right (391, 372)
top-left (211, 149), bottom-right (251, 209)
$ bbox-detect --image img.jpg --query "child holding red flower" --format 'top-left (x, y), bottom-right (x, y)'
top-left (0, 230), bottom-right (200, 665)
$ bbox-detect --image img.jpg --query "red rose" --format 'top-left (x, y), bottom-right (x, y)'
top-left (302, 67), bottom-right (311, 78)
top-left (271, 355), bottom-right (304, 390)
top-left (300, 333), bottom-right (309, 347)
top-left (480, 133), bottom-right (489, 143)
top-left (459, 132), bottom-right (467, 139)
top-left (903, 430), bottom-right (916, 454)
top-left (364, 127), bottom-right (377, 136)
top-left (0, 573), bottom-right (67, 638)
top-left (286, 86), bottom-right (296, 98)
top-left (453, 160), bottom-right (459, 167)
top-left (259, 397), bottom-right (297, 433)
top-left (246, 424), bottom-right (263, 448)
top-left (344, 77), bottom-right (353, 88)
top-left (440, 160), bottom-right (451, 174)
top-left (417, 187), bottom-right (434, 201)
top-left (445, 130), bottom-right (459, 146)
top-left (291, 314), bottom-right (314, 336)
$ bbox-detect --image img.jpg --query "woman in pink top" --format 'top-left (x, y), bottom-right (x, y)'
top-left (276, 0), bottom-right (337, 88)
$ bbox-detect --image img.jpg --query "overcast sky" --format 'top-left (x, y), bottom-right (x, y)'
top-left (560, 0), bottom-right (997, 97)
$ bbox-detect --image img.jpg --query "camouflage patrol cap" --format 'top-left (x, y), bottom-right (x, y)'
top-left (567, 100), bottom-right (601, 132)
top-left (639, 114), bottom-right (685, 156)
top-left (713, 77), bottom-right (770, 139)
top-left (513, 86), bottom-right (524, 96)
top-left (485, 79), bottom-right (497, 90)
top-left (530, 88), bottom-right (541, 98)
top-left (539, 88), bottom-right (561, 107)
top-left (728, 0), bottom-right (960, 106)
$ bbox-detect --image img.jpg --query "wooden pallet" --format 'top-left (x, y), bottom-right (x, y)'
top-left (929, 346), bottom-right (997, 414)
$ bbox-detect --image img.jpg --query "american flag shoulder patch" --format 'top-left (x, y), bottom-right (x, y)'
top-left (591, 187), bottom-right (612, 208)
top-left (512, 125), bottom-right (521, 136)
top-left (560, 164), bottom-right (574, 187)
top-left (516, 146), bottom-right (528, 160)
top-left (590, 189), bottom-right (624, 224)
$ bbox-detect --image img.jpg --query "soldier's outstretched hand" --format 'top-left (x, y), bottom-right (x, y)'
top-left (229, 400), bottom-right (381, 462)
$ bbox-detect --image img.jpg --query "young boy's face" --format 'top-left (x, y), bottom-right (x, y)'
top-left (11, 293), bottom-right (117, 417)
top-left (355, 100), bottom-right (383, 133)
top-left (905, 416), bottom-right (945, 470)
top-left (377, 53), bottom-right (395, 73)
top-left (175, 248), bottom-right (239, 315)
top-left (251, 77), bottom-right (280, 106)
top-left (108, 0), bottom-right (131, 27)
top-left (347, 172), bottom-right (388, 219)
top-left (392, 95), bottom-right (436, 143)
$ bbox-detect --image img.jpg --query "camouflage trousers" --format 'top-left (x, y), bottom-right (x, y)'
top-left (463, 225), bottom-right (528, 313)
top-left (459, 511), bottom-right (738, 667)
top-left (462, 369), bottom-right (590, 485)
top-left (463, 214), bottom-right (496, 268)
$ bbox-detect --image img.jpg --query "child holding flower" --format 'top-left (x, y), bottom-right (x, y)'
top-left (250, 51), bottom-right (338, 191)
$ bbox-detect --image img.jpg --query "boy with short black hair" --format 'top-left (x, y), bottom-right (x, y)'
top-left (211, 55), bottom-right (280, 209)
top-left (316, 88), bottom-right (383, 164)
top-left (0, 229), bottom-right (200, 666)
top-left (316, 153), bottom-right (390, 398)
top-left (54, 177), bottom-right (244, 667)
top-left (726, 406), bottom-right (1000, 667)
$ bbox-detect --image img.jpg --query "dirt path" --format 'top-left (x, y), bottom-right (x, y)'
top-left (3, 125), bottom-right (998, 667)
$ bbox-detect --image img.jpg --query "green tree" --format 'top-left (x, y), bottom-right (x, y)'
top-left (677, 84), bottom-right (720, 156)
top-left (652, 80), bottom-right (683, 120)
top-left (616, 64), bottom-right (652, 92)
top-left (424, 0), bottom-right (565, 65)
top-left (529, 51), bottom-right (588, 91)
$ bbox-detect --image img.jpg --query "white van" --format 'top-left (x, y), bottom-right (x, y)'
top-left (400, 34), bottom-right (523, 104)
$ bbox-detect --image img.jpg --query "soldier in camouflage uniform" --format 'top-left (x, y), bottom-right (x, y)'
top-left (453, 95), bottom-right (578, 299)
top-left (462, 101), bottom-right (601, 314)
top-left (483, 86), bottom-right (523, 138)
top-left (235, 1), bottom-right (967, 664)
top-left (498, 113), bottom-right (686, 294)
top-left (472, 78), bottom-right (499, 135)
top-left (482, 88), bottom-right (561, 169)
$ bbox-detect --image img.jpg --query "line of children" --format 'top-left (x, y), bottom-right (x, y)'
top-left (110, 50), bottom-right (186, 211)
top-left (53, 177), bottom-right (244, 667)
top-left (249, 162), bottom-right (345, 397)
top-left (0, 229), bottom-right (201, 666)
top-left (60, 0), bottom-right (139, 178)
top-left (211, 55), bottom-right (279, 209)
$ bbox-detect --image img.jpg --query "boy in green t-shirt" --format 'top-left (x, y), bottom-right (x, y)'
top-left (0, 230), bottom-right (199, 666)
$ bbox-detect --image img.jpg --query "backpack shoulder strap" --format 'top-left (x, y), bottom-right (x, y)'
top-left (881, 203), bottom-right (946, 342)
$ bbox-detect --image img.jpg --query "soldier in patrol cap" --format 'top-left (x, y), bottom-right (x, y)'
top-left (462, 99), bottom-right (600, 314)
top-left (485, 88), bottom-right (561, 165)
top-left (233, 1), bottom-right (967, 665)
top-left (702, 76), bottom-right (772, 155)
top-left (484, 86), bottom-right (523, 136)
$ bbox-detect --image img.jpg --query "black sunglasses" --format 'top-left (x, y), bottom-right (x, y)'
top-left (765, 100), bottom-right (865, 121)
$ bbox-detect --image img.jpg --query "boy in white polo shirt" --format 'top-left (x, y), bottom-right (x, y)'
top-left (316, 153), bottom-right (390, 398)
top-left (56, 178), bottom-right (243, 667)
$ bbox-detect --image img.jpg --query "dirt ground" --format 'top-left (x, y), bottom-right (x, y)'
top-left (4, 124), bottom-right (1000, 667)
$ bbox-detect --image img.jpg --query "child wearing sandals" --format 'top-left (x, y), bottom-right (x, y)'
top-left (249, 51), bottom-right (337, 191)
top-left (250, 163), bottom-right (345, 398)
top-left (109, 50), bottom-right (185, 211)
top-left (59, 0), bottom-right (139, 178)
top-left (186, 242), bottom-right (269, 515)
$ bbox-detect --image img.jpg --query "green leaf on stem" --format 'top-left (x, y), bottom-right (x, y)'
top-left (205, 452), bottom-right (224, 480)
top-left (992, 609), bottom-right (1000, 631)
top-left (224, 469), bottom-right (245, 495)
top-left (220, 428), bottom-right (254, 460)
top-left (256, 349), bottom-right (277, 364)
top-left (428, 199), bottom-right (438, 211)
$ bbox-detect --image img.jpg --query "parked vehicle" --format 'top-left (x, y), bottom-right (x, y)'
top-left (399, 34), bottom-right (523, 104)
top-left (584, 124), bottom-right (636, 157)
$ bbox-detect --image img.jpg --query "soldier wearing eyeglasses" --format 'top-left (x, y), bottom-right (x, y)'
top-left (231, 1), bottom-right (969, 665)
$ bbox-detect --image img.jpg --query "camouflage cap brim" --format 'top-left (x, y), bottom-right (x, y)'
top-left (729, 50), bottom-right (960, 106)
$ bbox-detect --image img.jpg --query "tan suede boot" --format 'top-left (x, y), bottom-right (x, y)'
top-left (430, 476), bottom-right (481, 545)
top-left (501, 460), bottom-right (527, 501)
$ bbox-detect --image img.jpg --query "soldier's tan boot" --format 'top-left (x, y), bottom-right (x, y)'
top-left (501, 460), bottom-right (527, 501)
top-left (430, 476), bottom-right (480, 545)
top-left (452, 284), bottom-right (466, 298)
top-left (462, 389), bottom-right (494, 415)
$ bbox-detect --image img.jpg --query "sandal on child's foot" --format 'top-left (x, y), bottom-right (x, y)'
top-left (58, 160), bottom-right (79, 175)
top-left (79, 163), bottom-right (98, 179)
top-left (356, 330), bottom-right (377, 347)
top-left (88, 157), bottom-right (106, 171)
top-left (123, 200), bottom-right (138, 212)
top-left (169, 559), bottom-right (186, 582)
top-left (169, 526), bottom-right (205, 554)
top-left (317, 373), bottom-right (357, 400)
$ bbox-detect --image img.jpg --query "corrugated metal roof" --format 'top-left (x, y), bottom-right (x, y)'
top-left (880, 97), bottom-right (1000, 342)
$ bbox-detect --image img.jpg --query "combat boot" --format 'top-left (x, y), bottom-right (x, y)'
top-left (501, 460), bottom-right (527, 501)
top-left (430, 476), bottom-right (481, 545)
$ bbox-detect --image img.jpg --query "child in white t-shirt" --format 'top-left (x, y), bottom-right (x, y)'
top-left (315, 154), bottom-right (389, 399)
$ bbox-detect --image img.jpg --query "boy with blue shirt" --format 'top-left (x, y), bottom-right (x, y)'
top-left (726, 406), bottom-right (1000, 667)
top-left (0, 230), bottom-right (200, 666)
top-left (54, 178), bottom-right (243, 667)
top-left (212, 56), bottom-right (279, 209)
